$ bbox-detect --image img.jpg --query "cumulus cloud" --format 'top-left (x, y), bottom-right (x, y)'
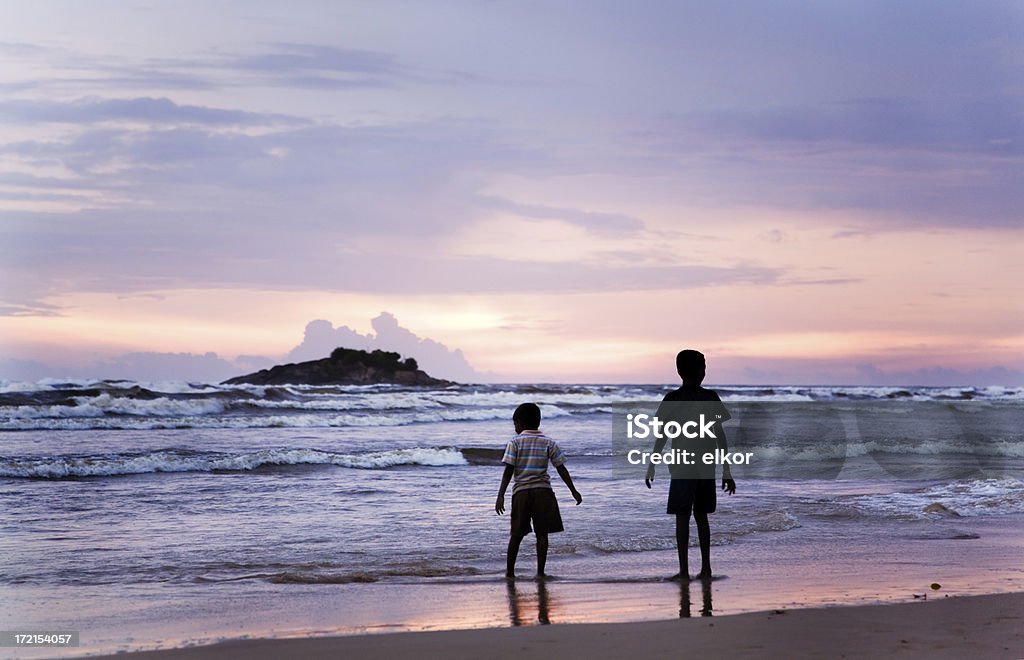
top-left (0, 313), bottom-right (487, 382)
top-left (287, 312), bottom-right (487, 382)
top-left (287, 320), bottom-right (373, 361)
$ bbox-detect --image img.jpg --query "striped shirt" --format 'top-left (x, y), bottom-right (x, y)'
top-left (501, 429), bottom-right (566, 495)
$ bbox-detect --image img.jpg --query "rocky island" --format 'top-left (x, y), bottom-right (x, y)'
top-left (223, 347), bottom-right (452, 386)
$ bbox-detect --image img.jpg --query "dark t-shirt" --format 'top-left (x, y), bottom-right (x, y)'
top-left (656, 385), bottom-right (730, 479)
top-left (660, 385), bottom-right (730, 416)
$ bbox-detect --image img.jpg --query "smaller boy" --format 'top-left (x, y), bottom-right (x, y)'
top-left (495, 403), bottom-right (582, 579)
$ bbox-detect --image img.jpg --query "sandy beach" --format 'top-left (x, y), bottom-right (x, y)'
top-left (91, 592), bottom-right (1023, 660)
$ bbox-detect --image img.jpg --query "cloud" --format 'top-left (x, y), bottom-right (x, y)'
top-left (1, 111), bottom-right (791, 308)
top-left (166, 40), bottom-right (483, 90)
top-left (1, 1), bottom-right (1020, 387)
top-left (233, 354), bottom-right (277, 372)
top-left (627, 102), bottom-right (1024, 229)
top-left (0, 41), bottom-right (218, 92)
top-left (0, 304), bottom-right (62, 317)
top-left (728, 358), bottom-right (1024, 387)
top-left (854, 364), bottom-right (1024, 387)
top-left (688, 97), bottom-right (1023, 157)
top-left (1, 118), bottom-right (540, 197)
top-left (92, 352), bottom-right (239, 382)
top-left (0, 97), bottom-right (306, 126)
top-left (0, 313), bottom-right (488, 382)
top-left (0, 39), bottom-right (469, 94)
top-left (287, 320), bottom-right (373, 361)
top-left (0, 352), bottom-right (240, 383)
top-left (367, 312), bottom-right (489, 382)
top-left (0, 268), bottom-right (66, 318)
top-left (475, 195), bottom-right (644, 232)
top-left (0, 357), bottom-right (62, 382)
top-left (234, 43), bottom-right (400, 75)
top-left (287, 312), bottom-right (489, 382)
top-left (0, 41), bottom-right (50, 56)
top-left (2, 213), bottom-right (781, 303)
top-left (223, 42), bottom-right (415, 89)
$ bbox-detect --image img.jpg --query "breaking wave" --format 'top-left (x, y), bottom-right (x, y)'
top-left (0, 446), bottom-right (468, 478)
top-left (847, 478), bottom-right (1024, 518)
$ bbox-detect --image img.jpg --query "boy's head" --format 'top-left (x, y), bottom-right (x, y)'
top-left (676, 349), bottom-right (706, 385)
top-left (513, 402), bottom-right (541, 432)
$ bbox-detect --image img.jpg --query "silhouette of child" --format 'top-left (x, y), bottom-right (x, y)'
top-left (645, 350), bottom-right (736, 580)
top-left (496, 403), bottom-right (582, 578)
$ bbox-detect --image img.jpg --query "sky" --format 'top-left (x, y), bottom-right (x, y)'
top-left (0, 0), bottom-right (1021, 385)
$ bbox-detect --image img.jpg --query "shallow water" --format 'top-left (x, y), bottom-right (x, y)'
top-left (1, 381), bottom-right (1022, 656)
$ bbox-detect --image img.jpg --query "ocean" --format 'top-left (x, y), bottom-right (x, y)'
top-left (2, 380), bottom-right (1023, 656)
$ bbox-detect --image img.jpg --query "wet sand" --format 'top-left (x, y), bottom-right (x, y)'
top-left (9, 520), bottom-right (1024, 659)
top-left (92, 592), bottom-right (1024, 659)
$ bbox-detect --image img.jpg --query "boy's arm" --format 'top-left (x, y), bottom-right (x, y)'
top-left (555, 464), bottom-right (583, 505)
top-left (716, 425), bottom-right (736, 495)
top-left (645, 401), bottom-right (669, 488)
top-left (495, 464), bottom-right (514, 515)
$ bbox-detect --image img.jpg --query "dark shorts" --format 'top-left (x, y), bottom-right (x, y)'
top-left (511, 487), bottom-right (564, 536)
top-left (667, 478), bottom-right (717, 515)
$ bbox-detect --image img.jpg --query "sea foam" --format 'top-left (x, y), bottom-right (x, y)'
top-left (0, 446), bottom-right (468, 478)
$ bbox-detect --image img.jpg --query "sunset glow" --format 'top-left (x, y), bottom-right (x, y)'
top-left (1, 2), bottom-right (1021, 384)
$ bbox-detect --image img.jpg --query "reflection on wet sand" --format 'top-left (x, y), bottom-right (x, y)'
top-left (679, 578), bottom-right (714, 618)
top-left (507, 578), bottom-right (555, 626)
top-left (506, 576), bottom-right (712, 626)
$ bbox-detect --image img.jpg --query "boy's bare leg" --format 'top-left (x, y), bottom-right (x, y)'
top-left (507, 533), bottom-right (526, 578)
top-left (695, 510), bottom-right (712, 579)
top-left (675, 513), bottom-right (690, 580)
top-left (536, 533), bottom-right (549, 576)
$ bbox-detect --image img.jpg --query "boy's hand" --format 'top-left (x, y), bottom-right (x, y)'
top-left (571, 489), bottom-right (582, 505)
top-left (722, 478), bottom-right (736, 495)
top-left (645, 464), bottom-right (656, 488)
top-left (495, 494), bottom-right (505, 515)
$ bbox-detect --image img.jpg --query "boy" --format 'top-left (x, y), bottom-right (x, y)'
top-left (495, 403), bottom-right (582, 579)
top-left (645, 349), bottom-right (736, 581)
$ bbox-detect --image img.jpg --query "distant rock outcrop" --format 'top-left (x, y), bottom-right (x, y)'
top-left (222, 347), bottom-right (453, 387)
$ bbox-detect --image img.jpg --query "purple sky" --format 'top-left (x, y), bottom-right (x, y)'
top-left (0, 1), bottom-right (1021, 384)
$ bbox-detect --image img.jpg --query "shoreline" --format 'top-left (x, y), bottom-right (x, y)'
top-left (87, 592), bottom-right (1024, 659)
top-left (9, 512), bottom-right (1024, 658)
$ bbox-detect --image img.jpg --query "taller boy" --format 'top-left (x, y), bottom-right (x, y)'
top-left (645, 350), bottom-right (736, 580)
top-left (495, 403), bottom-right (582, 578)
